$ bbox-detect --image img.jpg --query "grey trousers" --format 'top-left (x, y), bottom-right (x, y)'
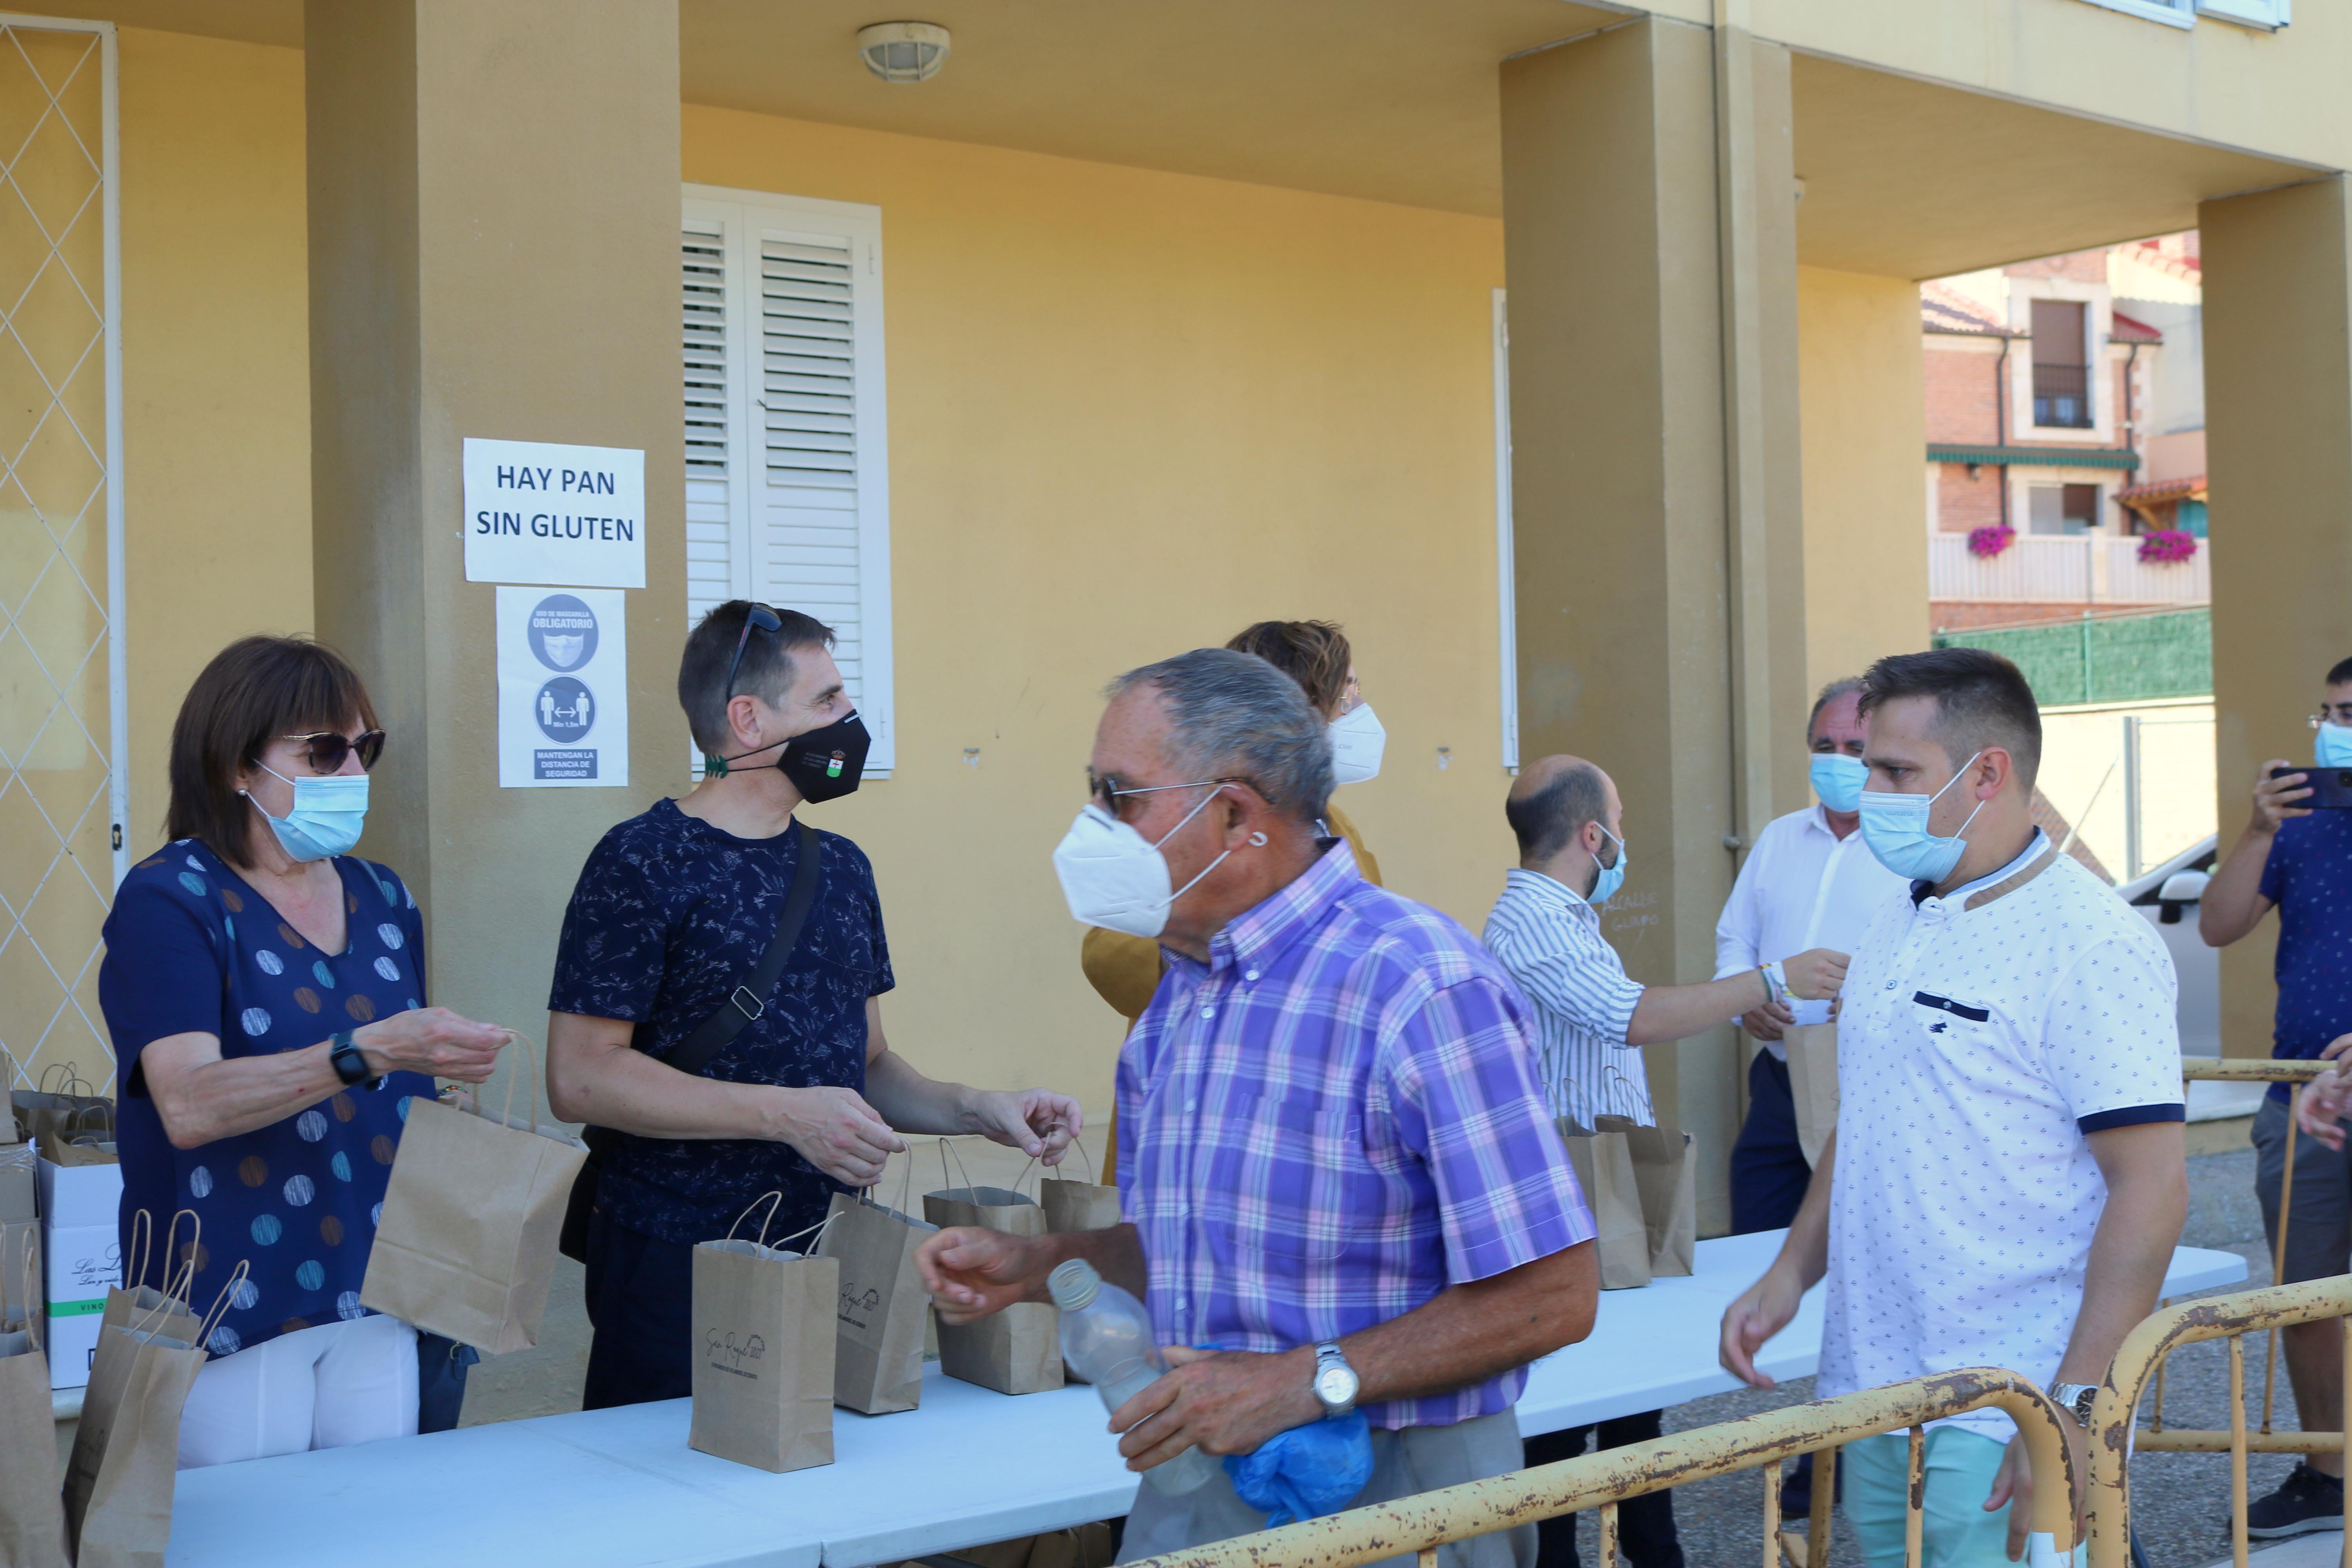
top-left (2255, 1095), bottom-right (2352, 1283)
top-left (1117, 1411), bottom-right (1536, 1568)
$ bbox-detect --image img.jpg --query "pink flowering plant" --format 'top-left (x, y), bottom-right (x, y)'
top-left (2137, 529), bottom-right (2198, 564)
top-left (1967, 524), bottom-right (2015, 559)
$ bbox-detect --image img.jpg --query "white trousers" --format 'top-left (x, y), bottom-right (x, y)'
top-left (176, 1313), bottom-right (419, 1469)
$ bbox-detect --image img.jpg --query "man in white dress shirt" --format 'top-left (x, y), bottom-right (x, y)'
top-left (1486, 754), bottom-right (1846, 1568)
top-left (1720, 649), bottom-right (2187, 1568)
top-left (1714, 679), bottom-right (1911, 1234)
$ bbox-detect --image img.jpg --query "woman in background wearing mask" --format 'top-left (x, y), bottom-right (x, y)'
top-left (97, 636), bottom-right (512, 1467)
top-left (1078, 619), bottom-right (1384, 1174)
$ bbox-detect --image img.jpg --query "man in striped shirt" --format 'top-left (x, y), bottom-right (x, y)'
top-left (1485, 754), bottom-right (1846, 1568)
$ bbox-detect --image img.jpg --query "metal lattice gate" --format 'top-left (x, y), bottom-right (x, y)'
top-left (0, 13), bottom-right (125, 1097)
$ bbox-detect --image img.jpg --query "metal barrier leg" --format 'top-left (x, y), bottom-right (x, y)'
top-left (1906, 1425), bottom-right (1926, 1568)
top-left (1598, 1501), bottom-right (1619, 1568)
top-left (2232, 1335), bottom-right (2250, 1568)
top-left (2266, 1087), bottom-right (2303, 1436)
top-left (2151, 1299), bottom-right (2169, 1434)
top-left (1810, 1447), bottom-right (1837, 1567)
top-left (1764, 1457), bottom-right (1782, 1568)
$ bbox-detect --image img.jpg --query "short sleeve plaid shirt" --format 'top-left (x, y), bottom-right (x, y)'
top-left (1115, 841), bottom-right (1594, 1429)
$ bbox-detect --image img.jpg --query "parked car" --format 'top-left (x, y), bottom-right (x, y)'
top-left (2111, 835), bottom-right (2260, 1121)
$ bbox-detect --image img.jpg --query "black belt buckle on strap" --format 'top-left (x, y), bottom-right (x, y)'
top-left (728, 985), bottom-right (766, 1022)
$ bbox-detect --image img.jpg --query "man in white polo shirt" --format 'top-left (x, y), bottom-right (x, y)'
top-left (1719, 648), bottom-right (2187, 1567)
top-left (1714, 677), bottom-right (1910, 1235)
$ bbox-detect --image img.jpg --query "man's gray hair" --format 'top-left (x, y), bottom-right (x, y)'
top-left (1807, 677), bottom-right (1864, 742)
top-left (1109, 648), bottom-right (1334, 824)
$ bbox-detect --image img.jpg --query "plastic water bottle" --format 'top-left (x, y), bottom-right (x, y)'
top-left (1049, 1259), bottom-right (1218, 1495)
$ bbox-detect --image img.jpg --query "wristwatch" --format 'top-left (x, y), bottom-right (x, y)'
top-left (1312, 1341), bottom-right (1359, 1419)
top-left (328, 1031), bottom-right (377, 1089)
top-left (2050, 1381), bottom-right (2100, 1425)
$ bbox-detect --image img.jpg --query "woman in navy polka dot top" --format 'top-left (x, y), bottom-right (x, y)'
top-left (97, 636), bottom-right (512, 1468)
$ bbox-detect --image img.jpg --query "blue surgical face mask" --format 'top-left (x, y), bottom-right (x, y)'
top-left (1858, 752), bottom-right (1985, 886)
top-left (244, 764), bottom-right (369, 862)
top-left (1810, 753), bottom-right (1867, 815)
top-left (1589, 825), bottom-right (1628, 906)
top-left (2319, 724), bottom-right (2352, 770)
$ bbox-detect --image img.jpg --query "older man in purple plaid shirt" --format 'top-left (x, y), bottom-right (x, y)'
top-left (919, 649), bottom-right (1598, 1568)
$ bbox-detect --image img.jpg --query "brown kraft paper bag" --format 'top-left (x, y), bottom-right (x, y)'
top-left (923, 1142), bottom-right (1063, 1394)
top-left (1556, 1116), bottom-right (1651, 1290)
top-left (1597, 1114), bottom-right (1695, 1278)
top-left (817, 1161), bottom-right (936, 1414)
top-left (361, 1040), bottom-right (588, 1353)
top-left (690, 1195), bottom-right (838, 1474)
top-left (1781, 1023), bottom-right (1840, 1167)
top-left (105, 1210), bottom-right (201, 1344)
top-left (64, 1263), bottom-right (245, 1568)
top-left (0, 1228), bottom-right (67, 1568)
top-left (1037, 1134), bottom-right (1119, 1383)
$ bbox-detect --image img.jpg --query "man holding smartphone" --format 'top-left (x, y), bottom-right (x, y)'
top-left (2200, 655), bottom-right (2352, 1538)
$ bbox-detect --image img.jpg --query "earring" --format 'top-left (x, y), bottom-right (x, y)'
top-left (1249, 831), bottom-right (1268, 847)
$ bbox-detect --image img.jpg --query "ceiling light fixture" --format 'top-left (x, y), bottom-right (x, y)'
top-left (857, 22), bottom-right (951, 84)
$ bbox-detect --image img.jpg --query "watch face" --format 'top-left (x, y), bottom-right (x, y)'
top-left (1316, 1365), bottom-right (1358, 1405)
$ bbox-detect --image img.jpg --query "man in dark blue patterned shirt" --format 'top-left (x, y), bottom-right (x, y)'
top-left (2202, 654), bottom-right (2352, 1537)
top-left (547, 601), bottom-right (1082, 1409)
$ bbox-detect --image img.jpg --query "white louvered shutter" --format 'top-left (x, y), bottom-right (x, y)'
top-left (681, 189), bottom-right (895, 774)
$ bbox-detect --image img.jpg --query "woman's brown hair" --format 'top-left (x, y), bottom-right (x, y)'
top-left (165, 637), bottom-right (381, 868)
top-left (1224, 620), bottom-right (1352, 718)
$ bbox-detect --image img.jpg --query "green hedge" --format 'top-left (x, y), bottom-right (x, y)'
top-left (1931, 608), bottom-right (2210, 706)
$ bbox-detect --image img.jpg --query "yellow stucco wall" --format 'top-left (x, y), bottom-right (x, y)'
top-left (681, 108), bottom-right (1516, 1119)
top-left (120, 25), bottom-right (313, 853)
top-left (1796, 264), bottom-right (1931, 696)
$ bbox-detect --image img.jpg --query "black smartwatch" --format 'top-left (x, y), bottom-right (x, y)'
top-left (328, 1031), bottom-right (376, 1088)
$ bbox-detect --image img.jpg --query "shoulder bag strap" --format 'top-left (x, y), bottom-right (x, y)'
top-left (662, 817), bottom-right (825, 1080)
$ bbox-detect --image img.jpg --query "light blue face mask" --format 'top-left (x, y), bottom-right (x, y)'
top-left (2318, 724), bottom-right (2352, 770)
top-left (1858, 751), bottom-right (1985, 886)
top-left (245, 764), bottom-right (369, 862)
top-left (1589, 825), bottom-right (1628, 906)
top-left (1809, 753), bottom-right (1867, 815)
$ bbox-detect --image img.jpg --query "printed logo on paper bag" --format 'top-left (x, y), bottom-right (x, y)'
top-left (837, 1283), bottom-right (883, 1331)
top-left (705, 1329), bottom-right (768, 1381)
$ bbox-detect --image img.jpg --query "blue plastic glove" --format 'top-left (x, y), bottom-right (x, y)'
top-left (1223, 1412), bottom-right (1376, 1526)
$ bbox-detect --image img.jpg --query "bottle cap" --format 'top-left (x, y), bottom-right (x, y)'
top-left (1047, 1258), bottom-right (1100, 1312)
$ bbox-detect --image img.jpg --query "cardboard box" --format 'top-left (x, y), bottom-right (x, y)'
top-left (36, 1144), bottom-right (120, 1230)
top-left (44, 1220), bottom-right (118, 1389)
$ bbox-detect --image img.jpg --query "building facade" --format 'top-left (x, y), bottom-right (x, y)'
top-left (4, 0), bottom-right (2343, 1228)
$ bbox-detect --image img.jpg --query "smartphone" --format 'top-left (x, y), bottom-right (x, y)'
top-left (2270, 765), bottom-right (2352, 809)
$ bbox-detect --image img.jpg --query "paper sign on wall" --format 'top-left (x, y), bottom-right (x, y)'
top-left (464, 437), bottom-right (646, 588)
top-left (497, 587), bottom-right (628, 788)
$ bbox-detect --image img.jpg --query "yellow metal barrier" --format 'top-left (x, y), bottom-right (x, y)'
top-left (1122, 1370), bottom-right (2077, 1568)
top-left (2087, 1277), bottom-right (2352, 1568)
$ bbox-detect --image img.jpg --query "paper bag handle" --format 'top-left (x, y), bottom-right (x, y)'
top-left (8, 1220), bottom-right (40, 1353)
top-left (127, 1207), bottom-right (151, 1287)
top-left (192, 1259), bottom-right (250, 1351)
top-left (769, 1207), bottom-right (840, 1257)
top-left (483, 1031), bottom-right (533, 1133)
top-left (726, 1191), bottom-right (786, 1247)
top-left (163, 1208), bottom-right (201, 1306)
top-left (937, 1137), bottom-right (976, 1196)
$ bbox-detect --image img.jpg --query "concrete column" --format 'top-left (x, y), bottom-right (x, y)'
top-left (2200, 176), bottom-right (2352, 1059)
top-left (305, 2), bottom-right (686, 1095)
top-left (1501, 16), bottom-right (1804, 1230)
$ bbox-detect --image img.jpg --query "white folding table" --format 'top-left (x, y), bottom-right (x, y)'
top-left (162, 1236), bottom-right (2247, 1568)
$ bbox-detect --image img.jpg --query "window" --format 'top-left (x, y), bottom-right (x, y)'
top-left (2029, 484), bottom-right (2101, 536)
top-left (2030, 299), bottom-right (2092, 430)
top-left (2074, 0), bottom-right (2193, 25)
top-left (2197, 0), bottom-right (2288, 26)
top-left (681, 187), bottom-right (895, 774)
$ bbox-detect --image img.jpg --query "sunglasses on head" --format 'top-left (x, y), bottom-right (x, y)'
top-left (724, 604), bottom-right (785, 702)
top-left (279, 730), bottom-right (387, 773)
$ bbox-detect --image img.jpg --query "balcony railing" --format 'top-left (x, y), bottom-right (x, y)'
top-left (1929, 532), bottom-right (2210, 604)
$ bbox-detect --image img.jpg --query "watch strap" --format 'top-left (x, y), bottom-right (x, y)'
top-left (2051, 1381), bottom-right (2099, 1422)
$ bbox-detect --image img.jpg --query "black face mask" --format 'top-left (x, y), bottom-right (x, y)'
top-left (706, 710), bottom-right (871, 802)
top-left (779, 710), bottom-right (870, 802)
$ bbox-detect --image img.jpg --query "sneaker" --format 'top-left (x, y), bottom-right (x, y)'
top-left (2246, 1463), bottom-right (2345, 1538)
